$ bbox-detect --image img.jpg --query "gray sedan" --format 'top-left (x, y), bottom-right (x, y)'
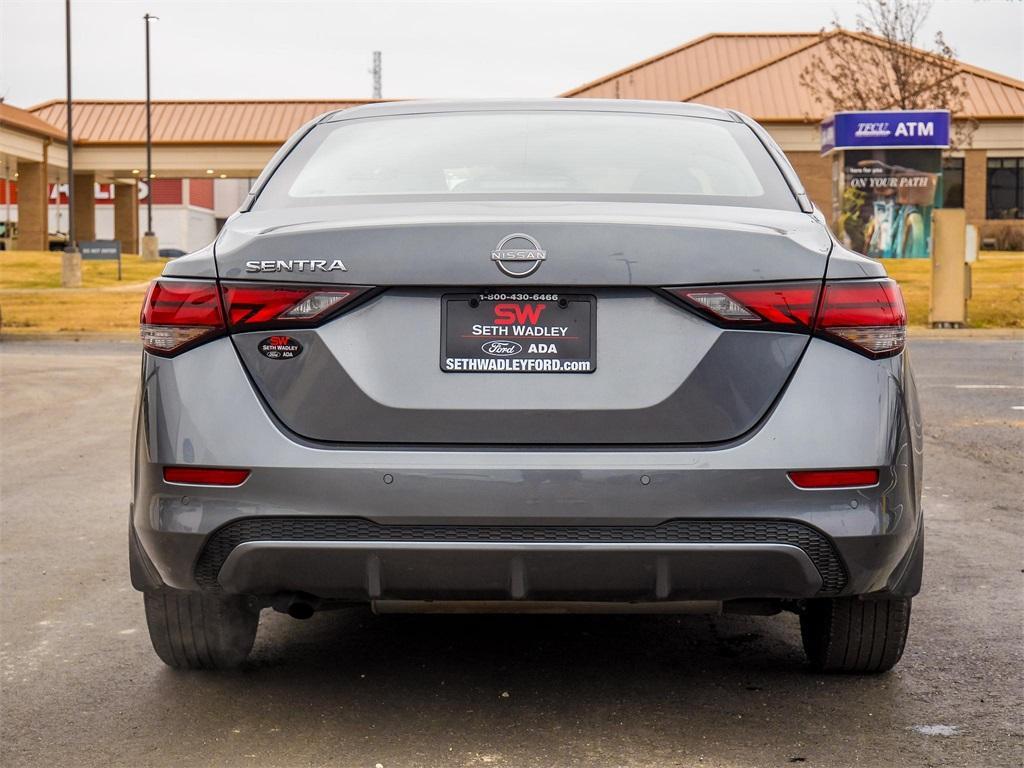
top-left (131, 99), bottom-right (922, 673)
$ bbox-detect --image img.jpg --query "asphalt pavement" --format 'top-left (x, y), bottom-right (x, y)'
top-left (0, 338), bottom-right (1021, 768)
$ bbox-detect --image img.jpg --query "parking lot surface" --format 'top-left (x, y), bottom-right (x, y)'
top-left (1, 339), bottom-right (1021, 768)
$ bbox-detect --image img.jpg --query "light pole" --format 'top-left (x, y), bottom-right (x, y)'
top-left (371, 51), bottom-right (382, 99)
top-left (3, 161), bottom-right (10, 249)
top-left (62, 0), bottom-right (82, 287)
top-left (140, 12), bottom-right (160, 261)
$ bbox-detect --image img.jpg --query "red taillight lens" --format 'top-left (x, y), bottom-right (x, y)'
top-left (140, 280), bottom-right (226, 355)
top-left (163, 467), bottom-right (250, 486)
top-left (816, 279), bottom-right (906, 358)
top-left (666, 278), bottom-right (906, 359)
top-left (668, 283), bottom-right (820, 330)
top-left (219, 283), bottom-right (370, 330)
top-left (788, 469), bottom-right (879, 489)
top-left (140, 280), bottom-right (373, 355)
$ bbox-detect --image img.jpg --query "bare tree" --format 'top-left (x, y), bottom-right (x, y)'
top-left (800, 0), bottom-right (973, 144)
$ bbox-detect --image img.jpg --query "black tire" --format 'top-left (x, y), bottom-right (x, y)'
top-left (143, 590), bottom-right (259, 670)
top-left (800, 596), bottom-right (911, 673)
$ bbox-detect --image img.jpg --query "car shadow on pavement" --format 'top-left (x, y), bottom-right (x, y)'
top-left (250, 606), bottom-right (807, 673)
top-left (134, 607), bottom-right (910, 765)
top-left (151, 606), bottom-right (888, 704)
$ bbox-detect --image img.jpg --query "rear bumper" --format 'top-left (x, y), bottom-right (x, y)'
top-left (195, 516), bottom-right (844, 600)
top-left (217, 541), bottom-right (822, 601)
top-left (130, 337), bottom-right (924, 602)
top-left (133, 510), bottom-right (917, 602)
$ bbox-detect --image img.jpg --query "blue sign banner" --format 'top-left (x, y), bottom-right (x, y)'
top-left (821, 110), bottom-right (951, 154)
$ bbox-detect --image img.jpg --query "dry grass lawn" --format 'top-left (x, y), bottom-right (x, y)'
top-left (0, 250), bottom-right (166, 289)
top-left (0, 249), bottom-right (1021, 337)
top-left (1, 251), bottom-right (164, 335)
top-left (882, 251), bottom-right (1023, 328)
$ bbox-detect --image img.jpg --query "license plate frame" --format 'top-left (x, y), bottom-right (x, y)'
top-left (441, 291), bottom-right (597, 374)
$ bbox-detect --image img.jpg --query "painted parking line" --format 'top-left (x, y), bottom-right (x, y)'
top-left (953, 385), bottom-right (1024, 389)
top-left (1013, 406), bottom-right (1024, 411)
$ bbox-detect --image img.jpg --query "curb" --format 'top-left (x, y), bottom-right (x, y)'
top-left (907, 327), bottom-right (1023, 340)
top-left (0, 332), bottom-right (140, 343)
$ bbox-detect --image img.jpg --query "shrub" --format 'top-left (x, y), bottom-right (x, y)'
top-left (984, 224), bottom-right (1024, 251)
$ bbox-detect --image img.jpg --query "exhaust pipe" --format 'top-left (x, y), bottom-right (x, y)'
top-left (287, 600), bottom-right (315, 620)
top-left (272, 593), bottom-right (318, 619)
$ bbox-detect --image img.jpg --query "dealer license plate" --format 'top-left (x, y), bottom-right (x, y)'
top-left (441, 292), bottom-right (596, 374)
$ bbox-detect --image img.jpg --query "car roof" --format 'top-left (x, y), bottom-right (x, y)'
top-left (320, 98), bottom-right (738, 124)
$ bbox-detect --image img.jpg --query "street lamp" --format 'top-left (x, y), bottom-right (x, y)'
top-left (140, 12), bottom-right (160, 261)
top-left (62, 0), bottom-right (82, 287)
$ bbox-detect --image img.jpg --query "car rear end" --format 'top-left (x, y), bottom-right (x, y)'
top-left (130, 100), bottom-right (923, 672)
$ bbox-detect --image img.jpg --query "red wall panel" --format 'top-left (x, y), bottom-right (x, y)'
top-left (188, 178), bottom-right (214, 209)
top-left (1, 179), bottom-right (192, 206)
top-left (148, 179), bottom-right (182, 205)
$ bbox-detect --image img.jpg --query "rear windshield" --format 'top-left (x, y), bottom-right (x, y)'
top-left (254, 111), bottom-right (798, 210)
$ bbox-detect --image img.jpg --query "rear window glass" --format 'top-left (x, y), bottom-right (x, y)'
top-left (255, 111), bottom-right (798, 210)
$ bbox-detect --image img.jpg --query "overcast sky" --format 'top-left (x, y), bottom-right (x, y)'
top-left (2, 0), bottom-right (1021, 108)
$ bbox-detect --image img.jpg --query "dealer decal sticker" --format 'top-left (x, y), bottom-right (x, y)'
top-left (258, 335), bottom-right (303, 360)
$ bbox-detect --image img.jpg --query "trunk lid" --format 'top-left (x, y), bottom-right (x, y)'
top-left (216, 201), bottom-right (831, 445)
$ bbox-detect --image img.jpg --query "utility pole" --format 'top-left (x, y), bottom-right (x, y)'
top-left (62, 0), bottom-right (82, 287)
top-left (141, 12), bottom-right (160, 260)
top-left (371, 51), bottom-right (382, 99)
top-left (4, 160), bottom-right (12, 250)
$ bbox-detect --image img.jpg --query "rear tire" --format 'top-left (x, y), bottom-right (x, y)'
top-left (800, 596), bottom-right (911, 673)
top-left (143, 590), bottom-right (259, 670)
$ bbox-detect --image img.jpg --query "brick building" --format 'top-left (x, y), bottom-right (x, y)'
top-left (0, 175), bottom-right (225, 253)
top-left (1, 100), bottom-right (372, 252)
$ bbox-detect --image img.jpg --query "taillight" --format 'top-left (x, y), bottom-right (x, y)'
top-left (140, 280), bottom-right (374, 356)
top-left (163, 467), bottom-right (250, 486)
top-left (668, 283), bottom-right (820, 331)
top-left (816, 279), bottom-right (906, 358)
top-left (219, 283), bottom-right (371, 331)
top-left (788, 469), bottom-right (879, 489)
top-left (140, 279), bottom-right (225, 355)
top-left (666, 278), bottom-right (906, 359)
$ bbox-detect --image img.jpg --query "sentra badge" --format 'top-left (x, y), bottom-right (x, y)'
top-left (245, 259), bottom-right (346, 273)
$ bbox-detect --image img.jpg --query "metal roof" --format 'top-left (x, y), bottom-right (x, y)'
top-left (562, 33), bottom-right (818, 100)
top-left (0, 101), bottom-right (66, 141)
top-left (565, 30), bottom-right (1024, 120)
top-left (28, 99), bottom-right (379, 145)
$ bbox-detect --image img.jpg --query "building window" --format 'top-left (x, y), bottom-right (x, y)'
top-left (942, 157), bottom-right (964, 208)
top-left (987, 157), bottom-right (1024, 219)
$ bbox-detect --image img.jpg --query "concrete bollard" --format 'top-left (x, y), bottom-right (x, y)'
top-left (61, 248), bottom-right (82, 288)
top-left (141, 233), bottom-right (160, 261)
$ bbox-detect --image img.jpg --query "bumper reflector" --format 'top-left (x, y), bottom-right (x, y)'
top-left (163, 467), bottom-right (251, 486)
top-left (788, 469), bottom-right (879, 489)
